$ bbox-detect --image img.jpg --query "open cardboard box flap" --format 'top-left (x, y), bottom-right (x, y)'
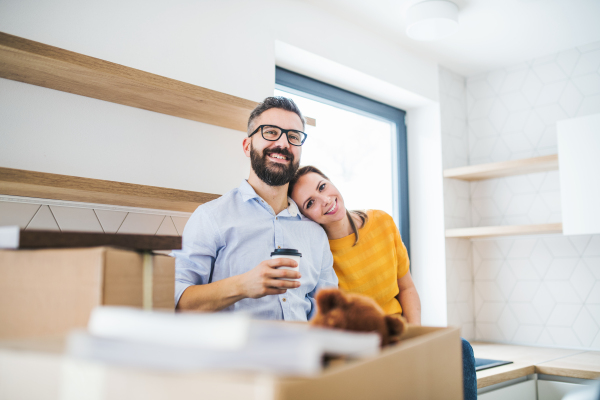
top-left (0, 325), bottom-right (463, 400)
top-left (274, 325), bottom-right (463, 400)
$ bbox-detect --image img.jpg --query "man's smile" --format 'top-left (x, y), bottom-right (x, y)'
top-left (268, 153), bottom-right (290, 163)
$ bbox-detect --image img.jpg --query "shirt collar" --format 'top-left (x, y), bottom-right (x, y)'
top-left (238, 180), bottom-right (300, 219)
top-left (239, 180), bottom-right (260, 202)
top-left (284, 197), bottom-right (300, 218)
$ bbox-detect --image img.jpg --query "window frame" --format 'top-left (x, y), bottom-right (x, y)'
top-left (275, 67), bottom-right (410, 258)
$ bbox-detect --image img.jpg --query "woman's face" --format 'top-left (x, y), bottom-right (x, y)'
top-left (291, 172), bottom-right (347, 225)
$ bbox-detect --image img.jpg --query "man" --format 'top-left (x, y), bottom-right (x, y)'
top-left (174, 96), bottom-right (338, 320)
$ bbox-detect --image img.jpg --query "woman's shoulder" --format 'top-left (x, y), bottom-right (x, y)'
top-left (366, 209), bottom-right (394, 222)
top-left (355, 210), bottom-right (393, 233)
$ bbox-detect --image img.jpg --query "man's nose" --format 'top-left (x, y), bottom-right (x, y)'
top-left (274, 132), bottom-right (291, 147)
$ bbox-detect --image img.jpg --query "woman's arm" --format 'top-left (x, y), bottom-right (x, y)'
top-left (397, 271), bottom-right (421, 325)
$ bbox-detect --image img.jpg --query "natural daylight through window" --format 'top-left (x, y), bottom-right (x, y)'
top-left (274, 88), bottom-right (395, 216)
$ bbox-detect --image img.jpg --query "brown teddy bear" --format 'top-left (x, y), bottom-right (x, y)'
top-left (310, 288), bottom-right (408, 347)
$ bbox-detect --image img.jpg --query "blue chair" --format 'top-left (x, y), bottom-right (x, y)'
top-left (462, 338), bottom-right (478, 400)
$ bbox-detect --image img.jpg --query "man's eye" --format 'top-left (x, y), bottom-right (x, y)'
top-left (264, 129), bottom-right (278, 136)
top-left (306, 200), bottom-right (314, 209)
top-left (319, 183), bottom-right (326, 191)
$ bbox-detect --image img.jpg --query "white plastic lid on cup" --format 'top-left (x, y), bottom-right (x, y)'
top-left (406, 0), bottom-right (459, 41)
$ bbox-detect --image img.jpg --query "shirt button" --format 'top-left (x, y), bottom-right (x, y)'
top-left (276, 217), bottom-right (278, 220)
top-left (282, 298), bottom-right (287, 302)
top-left (277, 245), bottom-right (281, 249)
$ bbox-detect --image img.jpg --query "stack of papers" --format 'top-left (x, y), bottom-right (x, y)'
top-left (67, 306), bottom-right (380, 376)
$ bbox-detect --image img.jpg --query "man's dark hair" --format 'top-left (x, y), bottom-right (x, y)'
top-left (247, 96), bottom-right (305, 134)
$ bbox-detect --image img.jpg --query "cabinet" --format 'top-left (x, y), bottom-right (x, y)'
top-left (557, 113), bottom-right (600, 235)
top-left (479, 380), bottom-right (536, 400)
top-left (537, 380), bottom-right (589, 400)
top-left (479, 377), bottom-right (591, 400)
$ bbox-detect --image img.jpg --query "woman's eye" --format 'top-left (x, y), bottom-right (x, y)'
top-left (319, 183), bottom-right (326, 191)
top-left (306, 200), bottom-right (314, 209)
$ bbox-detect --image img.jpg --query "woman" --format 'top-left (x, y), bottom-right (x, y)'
top-left (288, 165), bottom-right (421, 323)
top-left (289, 165), bottom-right (477, 400)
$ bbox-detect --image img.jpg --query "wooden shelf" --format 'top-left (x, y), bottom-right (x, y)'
top-left (446, 223), bottom-right (563, 239)
top-left (0, 167), bottom-right (219, 213)
top-left (443, 155), bottom-right (559, 181)
top-left (0, 32), bottom-right (316, 131)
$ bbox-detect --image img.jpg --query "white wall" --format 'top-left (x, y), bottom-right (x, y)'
top-left (439, 67), bottom-right (474, 339)
top-left (406, 103), bottom-right (448, 327)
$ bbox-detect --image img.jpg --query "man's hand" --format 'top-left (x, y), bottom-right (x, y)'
top-left (177, 258), bottom-right (301, 312)
top-left (238, 258), bottom-right (301, 299)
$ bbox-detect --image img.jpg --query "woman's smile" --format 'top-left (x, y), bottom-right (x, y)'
top-left (324, 198), bottom-right (338, 216)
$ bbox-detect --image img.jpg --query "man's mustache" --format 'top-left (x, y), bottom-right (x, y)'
top-left (264, 147), bottom-right (294, 161)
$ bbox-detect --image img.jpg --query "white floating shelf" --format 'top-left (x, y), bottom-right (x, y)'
top-left (445, 223), bottom-right (563, 239)
top-left (443, 155), bottom-right (558, 181)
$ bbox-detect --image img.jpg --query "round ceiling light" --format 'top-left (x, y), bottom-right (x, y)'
top-left (406, 0), bottom-right (459, 41)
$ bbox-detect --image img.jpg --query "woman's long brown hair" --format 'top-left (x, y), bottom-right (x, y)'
top-left (288, 166), bottom-right (368, 246)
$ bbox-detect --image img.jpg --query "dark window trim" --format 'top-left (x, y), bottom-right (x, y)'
top-left (275, 67), bottom-right (410, 259)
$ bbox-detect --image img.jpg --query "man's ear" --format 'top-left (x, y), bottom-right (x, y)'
top-left (243, 136), bottom-right (252, 157)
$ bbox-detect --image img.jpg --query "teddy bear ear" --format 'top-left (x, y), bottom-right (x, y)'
top-left (385, 314), bottom-right (407, 338)
top-left (316, 289), bottom-right (347, 313)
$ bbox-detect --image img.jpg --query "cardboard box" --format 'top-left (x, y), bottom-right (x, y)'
top-left (0, 247), bottom-right (174, 339)
top-left (0, 326), bottom-right (463, 400)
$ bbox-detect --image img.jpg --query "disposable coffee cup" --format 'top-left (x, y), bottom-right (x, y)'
top-left (270, 248), bottom-right (302, 281)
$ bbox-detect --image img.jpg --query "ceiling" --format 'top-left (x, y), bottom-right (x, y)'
top-left (297, 0), bottom-right (600, 77)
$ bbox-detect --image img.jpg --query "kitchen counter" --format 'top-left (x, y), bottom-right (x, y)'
top-left (472, 342), bottom-right (600, 388)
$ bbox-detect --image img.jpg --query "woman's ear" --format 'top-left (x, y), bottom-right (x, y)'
top-left (316, 289), bottom-right (347, 313)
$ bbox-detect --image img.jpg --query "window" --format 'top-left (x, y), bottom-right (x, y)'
top-left (275, 67), bottom-right (410, 256)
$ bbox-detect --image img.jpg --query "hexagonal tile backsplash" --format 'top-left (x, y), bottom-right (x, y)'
top-left (473, 235), bottom-right (600, 348)
top-left (441, 40), bottom-right (600, 349)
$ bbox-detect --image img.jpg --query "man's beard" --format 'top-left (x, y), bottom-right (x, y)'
top-left (250, 143), bottom-right (300, 187)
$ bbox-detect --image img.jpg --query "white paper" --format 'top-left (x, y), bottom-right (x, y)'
top-left (88, 306), bottom-right (251, 351)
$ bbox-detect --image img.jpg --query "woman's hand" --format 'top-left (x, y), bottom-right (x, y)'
top-left (396, 271), bottom-right (421, 325)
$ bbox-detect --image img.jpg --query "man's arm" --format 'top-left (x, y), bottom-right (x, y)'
top-left (177, 258), bottom-right (302, 311)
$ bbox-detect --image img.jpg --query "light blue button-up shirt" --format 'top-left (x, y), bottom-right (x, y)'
top-left (173, 180), bottom-right (338, 321)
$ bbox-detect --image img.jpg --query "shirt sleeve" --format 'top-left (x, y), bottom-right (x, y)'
top-left (391, 215), bottom-right (410, 279)
top-left (307, 238), bottom-right (338, 320)
top-left (172, 206), bottom-right (222, 307)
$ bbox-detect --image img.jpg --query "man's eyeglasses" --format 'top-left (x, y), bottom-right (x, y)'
top-left (249, 125), bottom-right (307, 146)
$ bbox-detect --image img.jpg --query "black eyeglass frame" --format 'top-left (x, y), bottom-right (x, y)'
top-left (248, 125), bottom-right (308, 146)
